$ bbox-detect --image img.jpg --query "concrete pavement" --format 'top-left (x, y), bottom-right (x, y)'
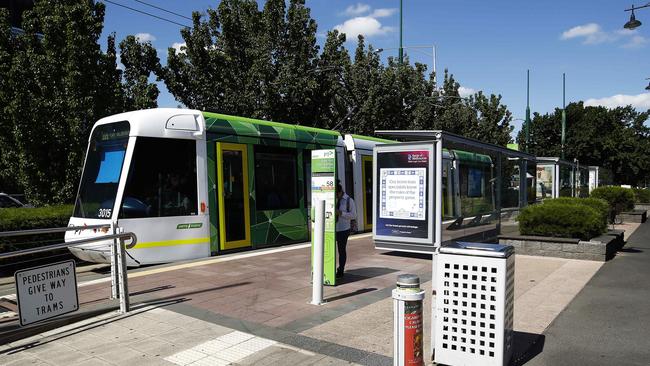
top-left (527, 221), bottom-right (650, 366)
top-left (0, 228), bottom-right (633, 365)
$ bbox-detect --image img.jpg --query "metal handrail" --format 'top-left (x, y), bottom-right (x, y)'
top-left (0, 224), bottom-right (111, 238)
top-left (0, 224), bottom-right (136, 314)
top-left (0, 232), bottom-right (137, 260)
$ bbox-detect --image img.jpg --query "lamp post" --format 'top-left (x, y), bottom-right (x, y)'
top-left (375, 45), bottom-right (437, 87)
top-left (561, 73), bottom-right (566, 160)
top-left (624, 3), bottom-right (650, 29)
top-left (525, 70), bottom-right (531, 153)
top-left (399, 0), bottom-right (404, 65)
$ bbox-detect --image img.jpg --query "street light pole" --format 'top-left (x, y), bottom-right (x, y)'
top-left (376, 45), bottom-right (437, 86)
top-left (562, 73), bottom-right (566, 159)
top-left (399, 0), bottom-right (404, 64)
top-left (525, 70), bottom-right (531, 153)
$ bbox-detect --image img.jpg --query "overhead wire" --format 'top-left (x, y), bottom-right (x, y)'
top-left (101, 0), bottom-right (191, 28)
top-left (132, 0), bottom-right (193, 21)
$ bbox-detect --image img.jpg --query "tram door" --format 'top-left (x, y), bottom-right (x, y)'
top-left (216, 143), bottom-right (251, 250)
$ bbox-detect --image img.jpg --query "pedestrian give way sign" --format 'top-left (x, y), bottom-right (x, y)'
top-left (14, 260), bottom-right (79, 326)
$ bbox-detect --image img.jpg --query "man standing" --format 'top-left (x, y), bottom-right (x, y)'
top-left (335, 182), bottom-right (357, 279)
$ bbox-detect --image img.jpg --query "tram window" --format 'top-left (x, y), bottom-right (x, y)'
top-left (254, 147), bottom-right (298, 210)
top-left (119, 137), bottom-right (198, 218)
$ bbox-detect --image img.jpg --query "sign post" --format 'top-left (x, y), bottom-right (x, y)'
top-left (311, 149), bottom-right (337, 286)
top-left (15, 260), bottom-right (79, 326)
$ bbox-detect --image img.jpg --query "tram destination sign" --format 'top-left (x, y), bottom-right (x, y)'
top-left (15, 260), bottom-right (79, 326)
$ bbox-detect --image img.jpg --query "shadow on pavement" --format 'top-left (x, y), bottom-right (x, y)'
top-left (325, 288), bottom-right (377, 302)
top-left (509, 331), bottom-right (545, 366)
top-left (336, 267), bottom-right (398, 285)
top-left (619, 247), bottom-right (643, 253)
top-left (381, 251), bottom-right (433, 260)
top-left (130, 285), bottom-right (175, 297)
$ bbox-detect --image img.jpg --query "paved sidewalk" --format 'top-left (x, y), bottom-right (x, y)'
top-left (527, 221), bottom-right (650, 366)
top-left (0, 230), bottom-right (623, 365)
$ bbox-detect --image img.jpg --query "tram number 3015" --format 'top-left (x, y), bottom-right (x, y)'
top-left (98, 208), bottom-right (112, 218)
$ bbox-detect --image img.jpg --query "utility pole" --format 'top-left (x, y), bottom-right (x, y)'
top-left (399, 0), bottom-right (404, 64)
top-left (525, 70), bottom-right (531, 153)
top-left (562, 73), bottom-right (566, 159)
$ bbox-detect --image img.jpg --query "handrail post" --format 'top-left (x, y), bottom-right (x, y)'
top-left (116, 230), bottom-right (130, 313)
top-left (110, 221), bottom-right (118, 300)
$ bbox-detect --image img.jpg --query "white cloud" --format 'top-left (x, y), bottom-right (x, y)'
top-left (135, 32), bottom-right (156, 43)
top-left (622, 35), bottom-right (649, 49)
top-left (560, 23), bottom-right (646, 47)
top-left (334, 17), bottom-right (394, 39)
top-left (342, 3), bottom-right (371, 17)
top-left (116, 52), bottom-right (124, 70)
top-left (370, 8), bottom-right (397, 18)
top-left (561, 23), bottom-right (600, 40)
top-left (585, 93), bottom-right (650, 110)
top-left (459, 86), bottom-right (476, 98)
top-left (172, 42), bottom-right (186, 54)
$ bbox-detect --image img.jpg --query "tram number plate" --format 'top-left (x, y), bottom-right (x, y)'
top-left (14, 260), bottom-right (79, 326)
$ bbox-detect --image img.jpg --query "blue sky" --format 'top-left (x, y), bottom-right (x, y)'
top-left (101, 0), bottom-right (650, 135)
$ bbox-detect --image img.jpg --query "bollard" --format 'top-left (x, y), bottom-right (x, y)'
top-left (393, 274), bottom-right (425, 366)
top-left (311, 200), bottom-right (325, 305)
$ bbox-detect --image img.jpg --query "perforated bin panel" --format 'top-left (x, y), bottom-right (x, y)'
top-left (434, 251), bottom-right (515, 366)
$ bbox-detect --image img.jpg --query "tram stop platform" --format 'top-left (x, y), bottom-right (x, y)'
top-left (0, 224), bottom-right (641, 366)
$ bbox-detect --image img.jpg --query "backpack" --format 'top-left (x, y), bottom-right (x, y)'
top-left (346, 196), bottom-right (358, 232)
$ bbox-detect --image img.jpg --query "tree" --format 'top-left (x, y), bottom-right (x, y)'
top-left (119, 35), bottom-right (161, 110)
top-left (517, 102), bottom-right (650, 185)
top-left (0, 0), bottom-right (125, 205)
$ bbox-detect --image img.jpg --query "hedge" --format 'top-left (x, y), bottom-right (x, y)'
top-left (0, 205), bottom-right (73, 231)
top-left (0, 205), bottom-right (73, 254)
top-left (543, 197), bottom-right (609, 227)
top-left (518, 203), bottom-right (606, 240)
top-left (633, 188), bottom-right (650, 204)
top-left (590, 186), bottom-right (635, 221)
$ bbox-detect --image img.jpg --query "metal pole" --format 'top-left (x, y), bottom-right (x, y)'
top-left (432, 45), bottom-right (437, 88)
top-left (561, 73), bottom-right (566, 159)
top-left (311, 200), bottom-right (325, 305)
top-left (399, 0), bottom-right (403, 64)
top-left (431, 135), bottom-right (443, 361)
top-left (110, 221), bottom-right (118, 300)
top-left (116, 231), bottom-right (130, 313)
top-left (525, 69), bottom-right (531, 153)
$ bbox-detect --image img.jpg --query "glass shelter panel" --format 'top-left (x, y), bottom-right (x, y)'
top-left (559, 164), bottom-right (574, 197)
top-left (441, 140), bottom-right (499, 246)
top-left (536, 165), bottom-right (554, 200)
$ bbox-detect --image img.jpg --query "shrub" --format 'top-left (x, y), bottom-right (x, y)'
top-left (518, 203), bottom-right (606, 240)
top-left (633, 188), bottom-right (650, 204)
top-left (543, 197), bottom-right (609, 227)
top-left (0, 205), bottom-right (73, 231)
top-left (590, 186), bottom-right (635, 221)
top-left (0, 205), bottom-right (73, 254)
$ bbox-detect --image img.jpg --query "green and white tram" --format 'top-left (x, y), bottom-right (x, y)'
top-left (66, 108), bottom-right (386, 265)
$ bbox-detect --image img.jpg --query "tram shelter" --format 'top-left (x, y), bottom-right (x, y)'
top-left (371, 130), bottom-right (536, 254)
top-left (536, 157), bottom-right (589, 200)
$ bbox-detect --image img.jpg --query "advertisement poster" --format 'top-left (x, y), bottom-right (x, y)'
top-left (311, 150), bottom-right (337, 286)
top-left (375, 149), bottom-right (431, 241)
top-left (467, 168), bottom-right (483, 198)
top-left (403, 301), bottom-right (424, 365)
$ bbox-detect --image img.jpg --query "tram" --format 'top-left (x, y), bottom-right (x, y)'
top-left (65, 108), bottom-right (518, 265)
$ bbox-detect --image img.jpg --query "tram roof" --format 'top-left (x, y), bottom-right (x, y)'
top-left (203, 111), bottom-right (341, 146)
top-left (374, 130), bottom-right (536, 160)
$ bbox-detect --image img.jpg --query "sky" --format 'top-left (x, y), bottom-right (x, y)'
top-left (100, 0), bottom-right (650, 136)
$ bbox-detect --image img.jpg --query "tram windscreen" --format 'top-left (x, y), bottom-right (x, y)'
top-left (73, 121), bottom-right (130, 219)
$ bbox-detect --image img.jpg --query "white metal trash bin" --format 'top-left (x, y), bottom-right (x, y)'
top-left (434, 242), bottom-right (515, 366)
